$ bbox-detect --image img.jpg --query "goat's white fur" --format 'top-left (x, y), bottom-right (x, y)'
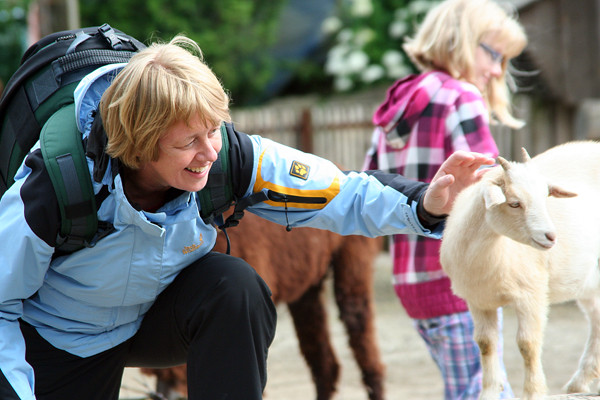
top-left (440, 141), bottom-right (600, 400)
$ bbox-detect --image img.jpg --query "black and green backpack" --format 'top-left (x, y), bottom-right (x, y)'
top-left (0, 24), bottom-right (250, 253)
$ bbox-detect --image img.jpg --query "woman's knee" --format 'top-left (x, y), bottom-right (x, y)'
top-left (199, 253), bottom-right (272, 301)
top-left (181, 253), bottom-right (276, 327)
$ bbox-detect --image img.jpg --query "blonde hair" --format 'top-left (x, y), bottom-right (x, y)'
top-left (100, 36), bottom-right (231, 169)
top-left (403, 0), bottom-right (527, 128)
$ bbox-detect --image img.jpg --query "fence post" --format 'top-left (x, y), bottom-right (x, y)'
top-left (298, 108), bottom-right (313, 153)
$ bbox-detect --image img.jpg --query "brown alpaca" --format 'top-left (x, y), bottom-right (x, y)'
top-left (141, 212), bottom-right (384, 400)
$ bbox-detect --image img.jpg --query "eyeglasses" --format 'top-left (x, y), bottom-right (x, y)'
top-left (479, 42), bottom-right (504, 64)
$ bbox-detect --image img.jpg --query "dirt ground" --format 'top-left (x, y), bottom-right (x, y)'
top-left (119, 251), bottom-right (595, 400)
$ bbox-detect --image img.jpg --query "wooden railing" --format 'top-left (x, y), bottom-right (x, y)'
top-left (231, 97), bottom-right (519, 171)
top-left (232, 99), bottom-right (381, 171)
top-left (231, 91), bottom-right (583, 170)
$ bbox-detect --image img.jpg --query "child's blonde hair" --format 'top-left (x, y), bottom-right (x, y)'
top-left (100, 36), bottom-right (231, 169)
top-left (404, 0), bottom-right (527, 128)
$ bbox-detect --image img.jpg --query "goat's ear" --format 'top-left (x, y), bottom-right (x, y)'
top-left (483, 183), bottom-right (506, 209)
top-left (548, 184), bottom-right (577, 198)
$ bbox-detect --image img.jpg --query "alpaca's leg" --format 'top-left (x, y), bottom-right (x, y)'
top-left (514, 295), bottom-right (548, 400)
top-left (470, 307), bottom-right (503, 400)
top-left (288, 281), bottom-right (340, 400)
top-left (565, 295), bottom-right (600, 393)
top-left (332, 237), bottom-right (384, 400)
top-left (140, 367), bottom-right (188, 399)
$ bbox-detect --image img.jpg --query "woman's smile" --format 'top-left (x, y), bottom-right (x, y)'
top-left (186, 165), bottom-right (210, 175)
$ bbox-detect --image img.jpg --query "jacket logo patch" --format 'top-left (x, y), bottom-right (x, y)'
top-left (182, 234), bottom-right (204, 255)
top-left (290, 161), bottom-right (310, 180)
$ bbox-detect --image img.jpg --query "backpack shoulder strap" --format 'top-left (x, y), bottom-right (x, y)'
top-left (198, 123), bottom-right (234, 225)
top-left (40, 103), bottom-right (97, 252)
top-left (198, 122), bottom-right (270, 230)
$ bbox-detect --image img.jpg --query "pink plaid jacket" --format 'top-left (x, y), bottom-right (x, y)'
top-left (363, 71), bottom-right (498, 319)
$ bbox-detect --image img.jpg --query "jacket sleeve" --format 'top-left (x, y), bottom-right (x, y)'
top-left (0, 152), bottom-right (56, 400)
top-left (239, 133), bottom-right (441, 238)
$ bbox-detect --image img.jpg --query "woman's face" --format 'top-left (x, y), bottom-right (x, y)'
top-left (139, 114), bottom-right (222, 193)
top-left (472, 36), bottom-right (506, 92)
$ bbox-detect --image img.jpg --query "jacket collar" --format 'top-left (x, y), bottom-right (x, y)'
top-left (86, 111), bottom-right (120, 185)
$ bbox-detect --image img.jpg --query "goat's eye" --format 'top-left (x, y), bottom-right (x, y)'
top-left (508, 201), bottom-right (520, 208)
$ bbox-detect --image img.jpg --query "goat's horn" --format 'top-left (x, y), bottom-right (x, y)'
top-left (521, 147), bottom-right (532, 162)
top-left (497, 156), bottom-right (511, 171)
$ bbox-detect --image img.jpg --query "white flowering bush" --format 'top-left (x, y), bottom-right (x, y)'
top-left (323, 0), bottom-right (440, 92)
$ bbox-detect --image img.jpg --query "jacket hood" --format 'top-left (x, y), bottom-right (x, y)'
top-left (74, 63), bottom-right (126, 187)
top-left (373, 71), bottom-right (447, 134)
top-left (74, 63), bottom-right (126, 138)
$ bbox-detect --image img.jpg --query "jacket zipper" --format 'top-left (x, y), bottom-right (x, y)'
top-left (267, 190), bottom-right (327, 205)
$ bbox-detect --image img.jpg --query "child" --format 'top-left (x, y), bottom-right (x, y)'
top-left (363, 0), bottom-right (528, 398)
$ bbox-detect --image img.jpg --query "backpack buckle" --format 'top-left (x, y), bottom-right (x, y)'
top-left (98, 23), bottom-right (123, 50)
top-left (220, 210), bottom-right (245, 229)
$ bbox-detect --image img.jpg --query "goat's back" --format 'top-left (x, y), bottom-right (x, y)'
top-left (532, 141), bottom-right (600, 187)
top-left (530, 141), bottom-right (600, 301)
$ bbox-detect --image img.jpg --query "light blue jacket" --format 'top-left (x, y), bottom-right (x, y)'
top-left (0, 64), bottom-right (442, 399)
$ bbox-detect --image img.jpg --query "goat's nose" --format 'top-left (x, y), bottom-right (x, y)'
top-left (545, 232), bottom-right (556, 242)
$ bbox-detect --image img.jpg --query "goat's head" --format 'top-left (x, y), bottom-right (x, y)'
top-left (481, 150), bottom-right (577, 250)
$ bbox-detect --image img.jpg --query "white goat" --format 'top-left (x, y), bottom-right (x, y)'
top-left (439, 141), bottom-right (600, 400)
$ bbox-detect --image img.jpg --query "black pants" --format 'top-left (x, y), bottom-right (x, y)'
top-left (6, 252), bottom-right (277, 400)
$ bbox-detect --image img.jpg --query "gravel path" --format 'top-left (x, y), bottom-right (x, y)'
top-left (120, 252), bottom-right (594, 399)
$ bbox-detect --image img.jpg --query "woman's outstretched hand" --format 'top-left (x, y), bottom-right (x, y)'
top-left (423, 151), bottom-right (495, 217)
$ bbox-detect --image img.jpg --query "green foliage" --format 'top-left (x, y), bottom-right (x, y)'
top-left (322, 0), bottom-right (440, 92)
top-left (80, 0), bottom-right (285, 106)
top-left (0, 0), bottom-right (441, 101)
top-left (0, 0), bottom-right (28, 92)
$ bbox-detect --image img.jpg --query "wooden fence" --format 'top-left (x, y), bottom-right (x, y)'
top-left (231, 91), bottom-right (581, 171)
top-left (232, 98), bottom-right (382, 171)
